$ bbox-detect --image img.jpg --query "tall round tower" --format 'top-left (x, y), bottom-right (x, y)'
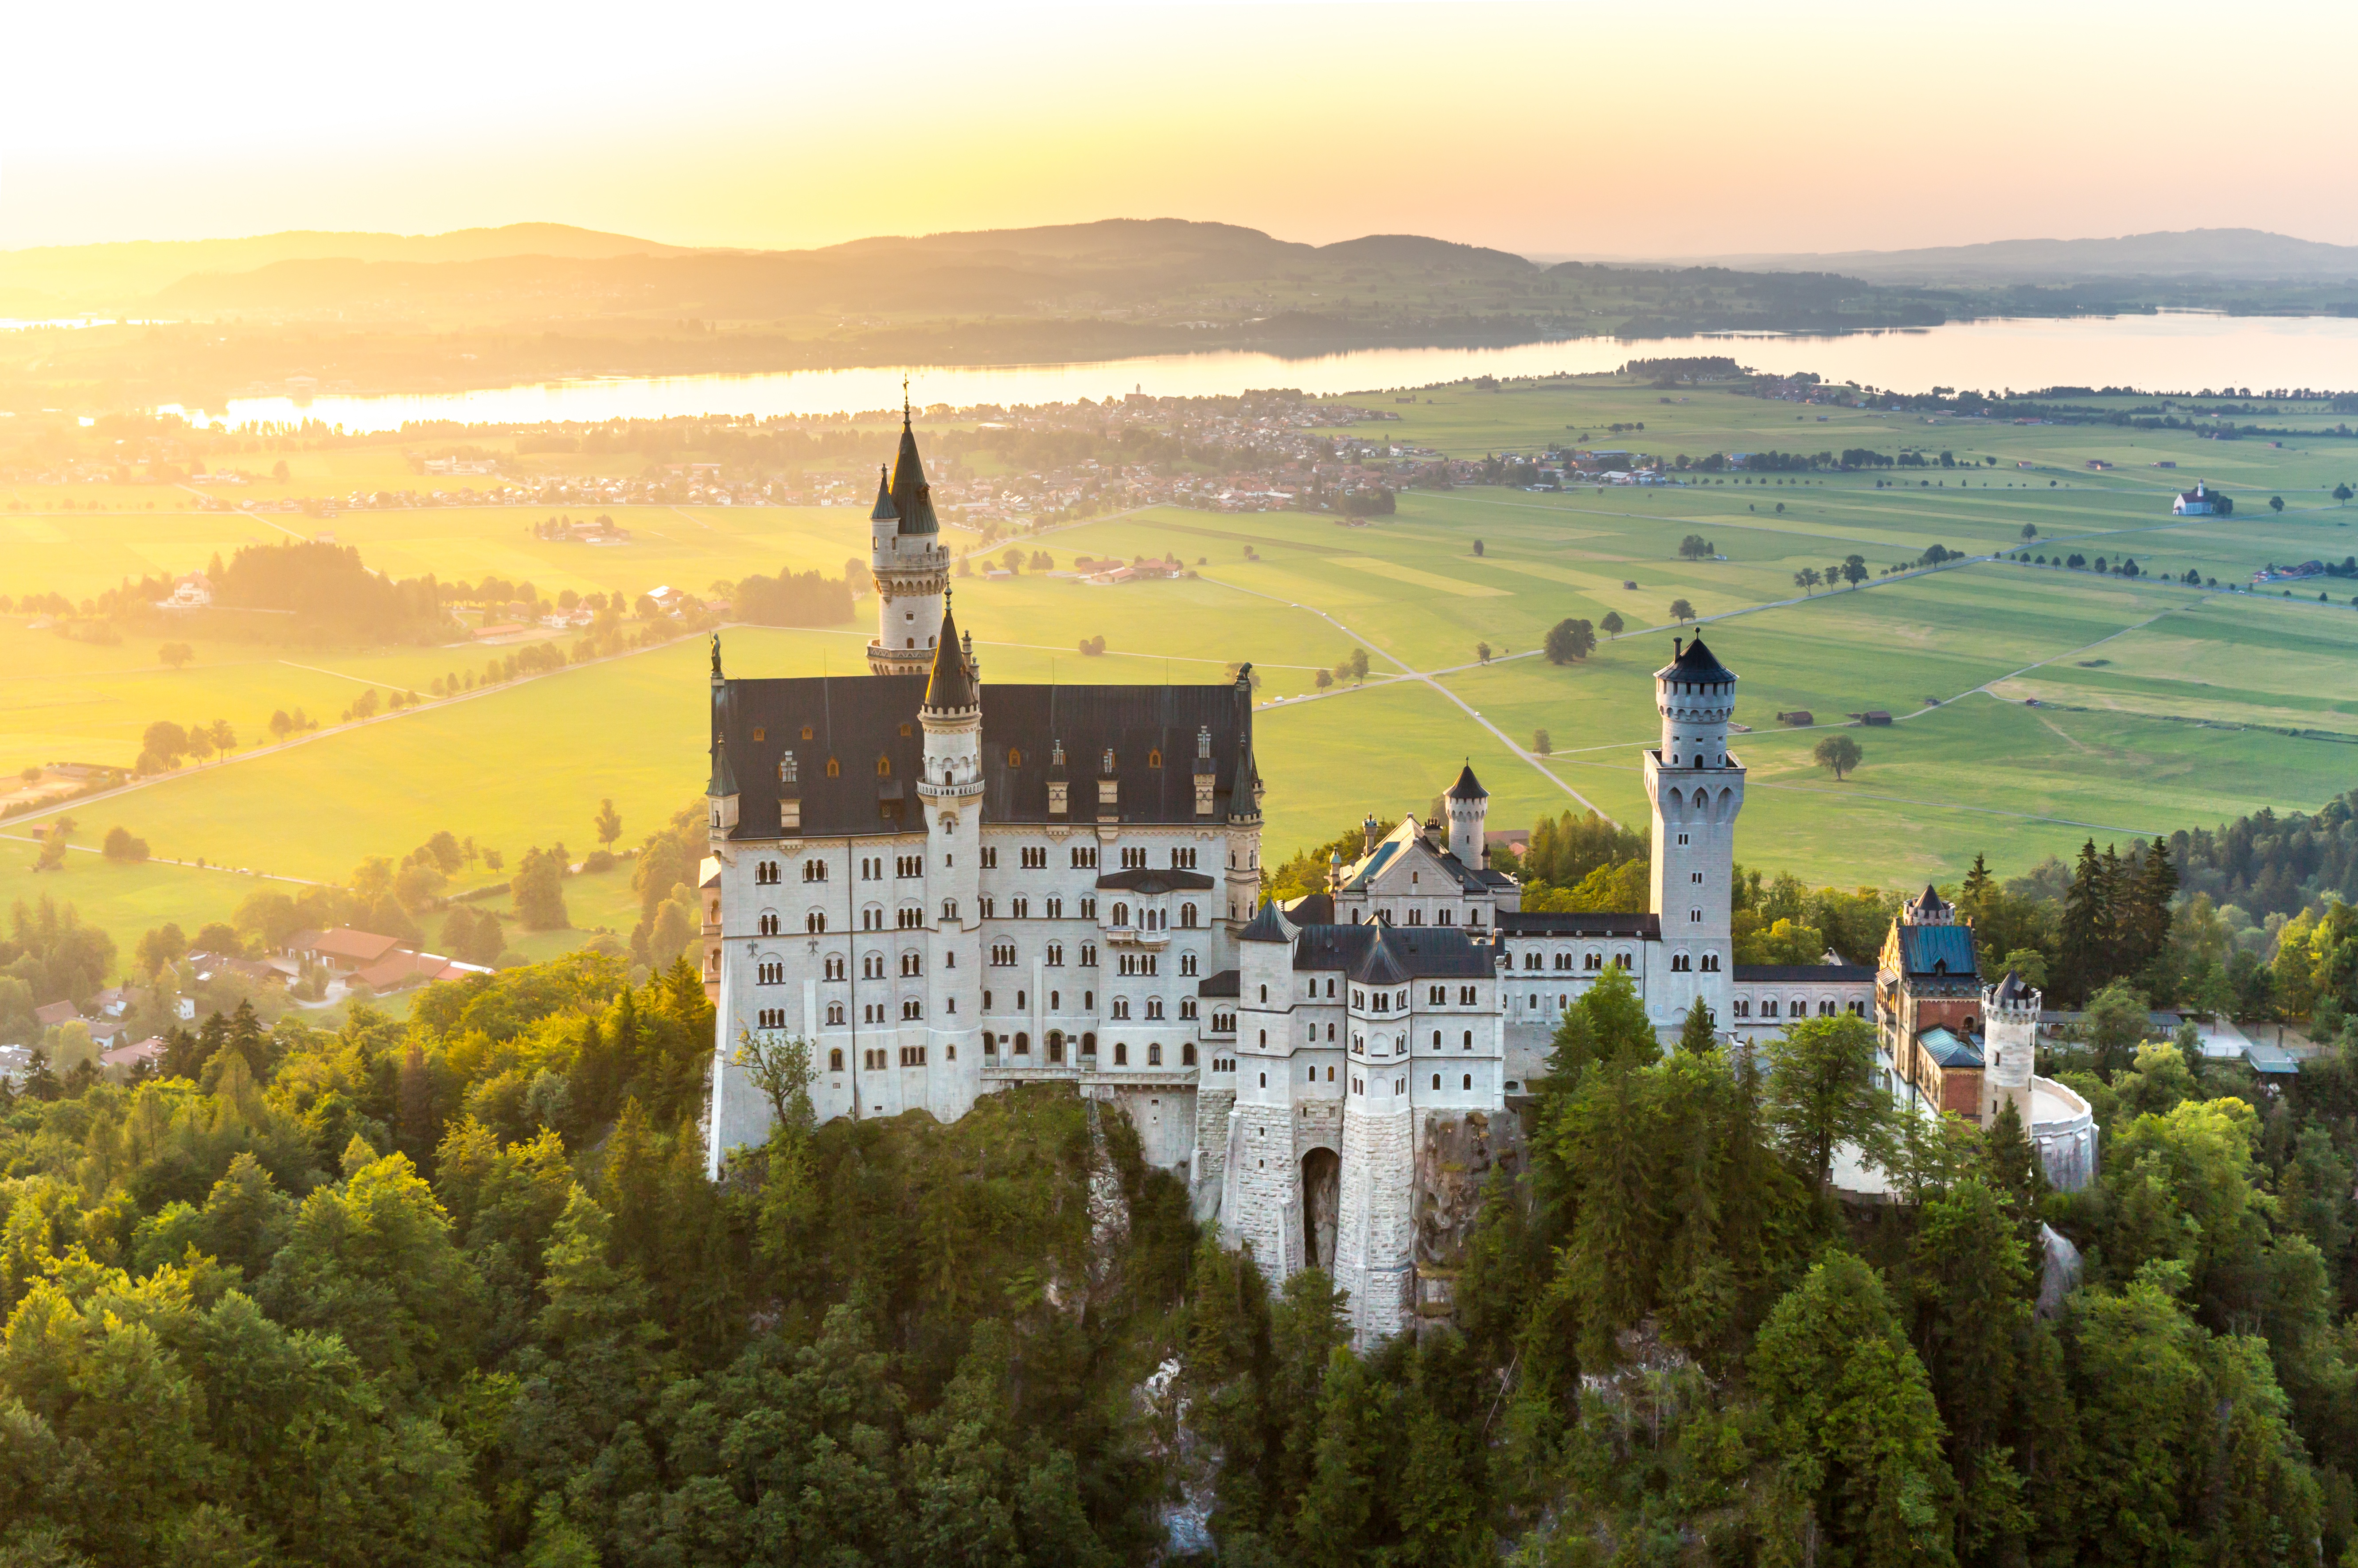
top-left (868, 409), bottom-right (949, 678)
top-left (1444, 761), bottom-right (1489, 870)
top-left (1980, 970), bottom-right (2040, 1130)
top-left (1643, 635), bottom-right (1744, 1028)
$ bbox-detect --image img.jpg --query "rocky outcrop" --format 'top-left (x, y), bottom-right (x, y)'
top-left (1410, 1108), bottom-right (1522, 1334)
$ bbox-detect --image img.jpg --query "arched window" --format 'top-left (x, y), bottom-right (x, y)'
top-left (828, 1048), bottom-right (844, 1071)
top-left (1114, 1041), bottom-right (1128, 1066)
top-left (1432, 1074), bottom-right (1440, 1090)
top-left (1462, 1073), bottom-right (1472, 1090)
top-left (1432, 1030), bottom-right (1441, 1048)
top-left (826, 757), bottom-right (841, 777)
top-left (1148, 1042), bottom-right (1163, 1066)
top-left (805, 911), bottom-right (827, 932)
top-left (1048, 1033), bottom-right (1064, 1064)
top-left (1462, 1030), bottom-right (1472, 1049)
top-left (1014, 1032), bottom-right (1030, 1055)
top-left (1082, 1031), bottom-right (1097, 1056)
top-left (1147, 749), bottom-right (1162, 768)
top-left (1258, 1029), bottom-right (1267, 1047)
top-left (1112, 998), bottom-right (1130, 1019)
top-left (1113, 902), bottom-right (1129, 927)
top-left (1258, 984), bottom-right (1267, 1003)
top-left (1008, 747), bottom-right (1022, 766)
top-left (876, 754), bottom-right (892, 777)
top-left (982, 1031), bottom-right (996, 1054)
top-left (1182, 1042), bottom-right (1197, 1066)
top-left (1180, 903), bottom-right (1198, 928)
top-left (942, 899), bottom-right (957, 921)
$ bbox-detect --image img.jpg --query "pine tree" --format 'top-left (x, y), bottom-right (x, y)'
top-left (1909, 1178), bottom-right (2035, 1561)
top-left (2098, 843), bottom-right (2130, 983)
top-left (2127, 839), bottom-right (2179, 987)
top-left (1557, 1061), bottom-right (1666, 1367)
top-left (1676, 994), bottom-right (1716, 1054)
top-left (2056, 840), bottom-right (2109, 1005)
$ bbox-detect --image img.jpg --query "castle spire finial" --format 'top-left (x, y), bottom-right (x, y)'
top-left (903, 374), bottom-right (911, 426)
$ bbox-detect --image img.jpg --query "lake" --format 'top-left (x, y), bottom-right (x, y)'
top-left (171, 310), bottom-right (2358, 431)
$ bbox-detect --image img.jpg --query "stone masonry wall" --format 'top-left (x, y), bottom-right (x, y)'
top-left (1335, 1099), bottom-right (1418, 1346)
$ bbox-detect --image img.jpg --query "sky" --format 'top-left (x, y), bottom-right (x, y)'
top-left (5, 0), bottom-right (2354, 258)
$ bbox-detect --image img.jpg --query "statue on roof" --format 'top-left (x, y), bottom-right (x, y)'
top-left (710, 631), bottom-right (723, 681)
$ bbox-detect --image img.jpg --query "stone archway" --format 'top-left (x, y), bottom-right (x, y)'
top-left (1301, 1147), bottom-right (1340, 1272)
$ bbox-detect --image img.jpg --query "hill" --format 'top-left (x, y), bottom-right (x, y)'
top-left (1641, 227), bottom-right (2358, 284)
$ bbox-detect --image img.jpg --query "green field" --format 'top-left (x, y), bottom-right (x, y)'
top-left (9, 379), bottom-right (2358, 976)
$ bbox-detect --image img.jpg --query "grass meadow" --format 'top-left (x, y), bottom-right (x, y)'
top-left (8, 379), bottom-right (2358, 973)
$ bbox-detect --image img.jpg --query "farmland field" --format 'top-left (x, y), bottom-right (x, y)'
top-left (8, 378), bottom-right (2358, 974)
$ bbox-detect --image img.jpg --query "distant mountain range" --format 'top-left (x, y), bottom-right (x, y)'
top-left (1585, 228), bottom-right (2358, 284)
top-left (0, 218), bottom-right (1536, 317)
top-left (7, 220), bottom-right (2354, 320)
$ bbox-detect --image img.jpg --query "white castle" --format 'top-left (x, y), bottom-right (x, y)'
top-left (704, 418), bottom-right (1922, 1343)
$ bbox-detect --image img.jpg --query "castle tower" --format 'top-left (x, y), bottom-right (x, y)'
top-left (1444, 761), bottom-right (1489, 868)
top-left (1902, 885), bottom-right (1954, 925)
top-left (1643, 635), bottom-right (1743, 1029)
top-left (868, 408), bottom-right (949, 678)
top-left (1980, 970), bottom-right (2040, 1129)
top-left (917, 597), bottom-right (983, 1117)
top-left (1225, 902), bottom-right (1307, 1277)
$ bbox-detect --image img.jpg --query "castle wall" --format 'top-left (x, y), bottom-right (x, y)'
top-left (1335, 1087), bottom-right (1417, 1345)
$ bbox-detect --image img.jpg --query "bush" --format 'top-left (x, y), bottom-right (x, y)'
top-left (101, 826), bottom-right (150, 863)
top-left (583, 849), bottom-right (616, 874)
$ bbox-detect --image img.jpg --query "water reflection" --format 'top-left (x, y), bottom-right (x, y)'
top-left (161, 311), bottom-right (2358, 431)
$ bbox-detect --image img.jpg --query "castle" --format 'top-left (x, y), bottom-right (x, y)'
top-left (701, 416), bottom-right (2087, 1345)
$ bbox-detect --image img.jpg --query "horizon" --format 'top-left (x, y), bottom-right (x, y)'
top-left (6, 0), bottom-right (2353, 255)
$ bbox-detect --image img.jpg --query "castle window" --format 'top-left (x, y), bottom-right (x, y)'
top-left (1148, 749), bottom-right (1161, 768)
top-left (1008, 747), bottom-right (1022, 766)
top-left (1733, 999), bottom-right (1749, 1017)
top-left (1432, 1030), bottom-right (1442, 1048)
top-left (983, 1031), bottom-right (996, 1054)
top-left (802, 726), bottom-right (814, 740)
top-left (1114, 1041), bottom-right (1128, 1065)
top-left (1762, 999), bottom-right (1778, 1018)
top-left (1183, 1043), bottom-right (1197, 1066)
top-left (805, 912), bottom-right (827, 933)
top-left (760, 913), bottom-right (780, 936)
top-left (826, 758), bottom-right (840, 777)
top-left (1433, 1074), bottom-right (1440, 1091)
top-left (1181, 903), bottom-right (1198, 928)
top-left (779, 753), bottom-right (796, 784)
top-left (1672, 953), bottom-right (1692, 973)
top-left (1615, 952), bottom-right (1633, 970)
top-left (752, 728), bottom-right (765, 743)
top-left (1112, 998), bottom-right (1130, 1019)
top-left (877, 755), bottom-right (892, 777)
top-left (1014, 1032), bottom-right (1030, 1055)
top-left (900, 723), bottom-right (912, 737)
top-left (1463, 1030), bottom-right (1473, 1049)
top-left (1048, 1032), bottom-right (1064, 1064)
top-left (1146, 998), bottom-right (1164, 1019)
top-left (829, 1047), bottom-right (844, 1070)
top-left (1082, 1031), bottom-right (1097, 1055)
top-left (1702, 953), bottom-right (1720, 972)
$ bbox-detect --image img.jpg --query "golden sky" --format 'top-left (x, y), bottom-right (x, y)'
top-left (5, 0), bottom-right (2352, 257)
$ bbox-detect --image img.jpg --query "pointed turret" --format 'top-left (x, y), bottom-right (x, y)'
top-left (1445, 761), bottom-right (1488, 801)
top-left (1227, 663), bottom-right (1260, 822)
top-left (868, 464), bottom-right (897, 523)
top-left (923, 597), bottom-right (977, 712)
top-left (889, 412), bottom-right (940, 536)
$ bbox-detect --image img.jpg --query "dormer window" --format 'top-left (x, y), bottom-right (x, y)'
top-left (1148, 749), bottom-right (1162, 768)
top-left (779, 752), bottom-right (797, 784)
top-left (1008, 748), bottom-right (1022, 766)
top-left (801, 725), bottom-right (814, 740)
top-left (1101, 748), bottom-right (1116, 774)
top-left (826, 757), bottom-right (841, 777)
top-left (877, 755), bottom-right (892, 777)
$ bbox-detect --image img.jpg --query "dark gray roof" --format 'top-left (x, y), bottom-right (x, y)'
top-left (1358, 927), bottom-right (1411, 985)
top-left (868, 465), bottom-right (897, 523)
top-left (1278, 892), bottom-right (1334, 924)
top-left (1096, 868), bottom-right (1216, 894)
top-left (716, 670), bottom-right (1255, 838)
top-left (1993, 970), bottom-right (2035, 1005)
top-left (889, 417), bottom-right (939, 535)
top-left (1919, 1026), bottom-right (1983, 1069)
top-left (1445, 762), bottom-right (1488, 801)
top-left (1287, 922), bottom-right (1494, 978)
top-left (1197, 969), bottom-right (1240, 998)
top-left (1655, 634), bottom-right (1734, 684)
top-left (1239, 903), bottom-right (1297, 944)
top-left (1496, 911), bottom-right (1660, 939)
top-left (923, 602), bottom-right (977, 712)
top-left (1734, 963), bottom-right (1873, 982)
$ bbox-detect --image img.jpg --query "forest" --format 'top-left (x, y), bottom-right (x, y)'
top-left (1, 933), bottom-right (2351, 1565)
top-left (4, 789), bottom-right (2358, 1563)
